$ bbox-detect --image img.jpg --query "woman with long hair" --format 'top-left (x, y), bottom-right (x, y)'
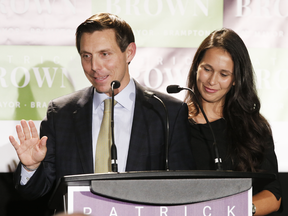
top-left (185, 28), bottom-right (281, 215)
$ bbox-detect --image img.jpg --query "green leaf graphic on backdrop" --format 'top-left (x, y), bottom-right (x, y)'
top-left (0, 46), bottom-right (88, 120)
top-left (13, 61), bottom-right (74, 120)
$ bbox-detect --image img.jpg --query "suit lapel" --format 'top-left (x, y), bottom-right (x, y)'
top-left (126, 81), bottom-right (151, 171)
top-left (73, 87), bottom-right (94, 173)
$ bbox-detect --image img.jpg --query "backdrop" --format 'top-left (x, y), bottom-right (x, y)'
top-left (0, 0), bottom-right (287, 173)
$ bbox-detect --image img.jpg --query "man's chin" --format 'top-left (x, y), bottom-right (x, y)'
top-left (94, 87), bottom-right (111, 95)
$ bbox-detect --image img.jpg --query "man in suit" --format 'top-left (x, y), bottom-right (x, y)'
top-left (9, 13), bottom-right (195, 200)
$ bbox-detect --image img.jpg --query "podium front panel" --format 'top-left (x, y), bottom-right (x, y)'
top-left (67, 186), bottom-right (252, 215)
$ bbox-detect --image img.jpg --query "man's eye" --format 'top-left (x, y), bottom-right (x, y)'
top-left (82, 54), bottom-right (90, 59)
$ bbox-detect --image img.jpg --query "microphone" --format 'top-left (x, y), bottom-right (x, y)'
top-left (144, 90), bottom-right (170, 171)
top-left (167, 85), bottom-right (223, 171)
top-left (110, 80), bottom-right (121, 172)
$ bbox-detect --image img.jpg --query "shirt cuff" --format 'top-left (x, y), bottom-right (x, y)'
top-left (20, 164), bottom-right (36, 185)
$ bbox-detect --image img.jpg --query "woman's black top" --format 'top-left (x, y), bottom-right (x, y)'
top-left (190, 118), bottom-right (281, 200)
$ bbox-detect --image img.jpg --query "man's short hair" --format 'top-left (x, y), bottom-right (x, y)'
top-left (76, 13), bottom-right (135, 53)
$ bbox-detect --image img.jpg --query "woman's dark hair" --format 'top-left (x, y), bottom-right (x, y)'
top-left (185, 28), bottom-right (272, 172)
top-left (75, 12), bottom-right (135, 53)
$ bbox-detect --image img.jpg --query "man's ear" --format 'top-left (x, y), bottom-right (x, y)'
top-left (126, 42), bottom-right (136, 63)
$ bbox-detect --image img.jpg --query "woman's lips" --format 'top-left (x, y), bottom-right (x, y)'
top-left (204, 86), bottom-right (218, 93)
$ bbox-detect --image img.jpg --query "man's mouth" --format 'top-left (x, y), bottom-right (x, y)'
top-left (95, 75), bottom-right (109, 81)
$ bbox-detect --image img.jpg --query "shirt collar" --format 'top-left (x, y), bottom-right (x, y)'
top-left (93, 79), bottom-right (136, 111)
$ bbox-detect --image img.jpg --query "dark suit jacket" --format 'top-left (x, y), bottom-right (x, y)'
top-left (14, 80), bottom-right (195, 199)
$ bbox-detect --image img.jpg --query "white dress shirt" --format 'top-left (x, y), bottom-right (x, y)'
top-left (92, 79), bottom-right (136, 172)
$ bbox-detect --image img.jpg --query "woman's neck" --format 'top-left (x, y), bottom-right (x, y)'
top-left (193, 101), bottom-right (224, 124)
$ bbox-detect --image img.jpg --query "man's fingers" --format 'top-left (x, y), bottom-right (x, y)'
top-left (28, 120), bottom-right (39, 139)
top-left (9, 135), bottom-right (19, 150)
top-left (39, 136), bottom-right (48, 149)
top-left (16, 124), bottom-right (25, 143)
top-left (21, 119), bottom-right (31, 140)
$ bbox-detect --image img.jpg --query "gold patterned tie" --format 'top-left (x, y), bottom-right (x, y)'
top-left (95, 99), bottom-right (115, 173)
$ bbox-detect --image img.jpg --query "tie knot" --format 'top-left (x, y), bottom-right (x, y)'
top-left (104, 98), bottom-right (117, 112)
top-left (104, 98), bottom-right (112, 112)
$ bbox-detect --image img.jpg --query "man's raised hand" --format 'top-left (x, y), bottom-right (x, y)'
top-left (9, 120), bottom-right (47, 171)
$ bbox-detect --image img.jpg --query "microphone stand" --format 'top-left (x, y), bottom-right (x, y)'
top-left (167, 85), bottom-right (223, 171)
top-left (144, 90), bottom-right (170, 171)
top-left (111, 81), bottom-right (120, 172)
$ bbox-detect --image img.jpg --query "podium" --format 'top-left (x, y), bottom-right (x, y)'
top-left (49, 170), bottom-right (275, 215)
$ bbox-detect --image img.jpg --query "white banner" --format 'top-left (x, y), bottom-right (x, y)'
top-left (1, 0), bottom-right (287, 172)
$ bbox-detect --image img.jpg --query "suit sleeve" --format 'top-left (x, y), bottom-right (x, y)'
top-left (168, 102), bottom-right (196, 170)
